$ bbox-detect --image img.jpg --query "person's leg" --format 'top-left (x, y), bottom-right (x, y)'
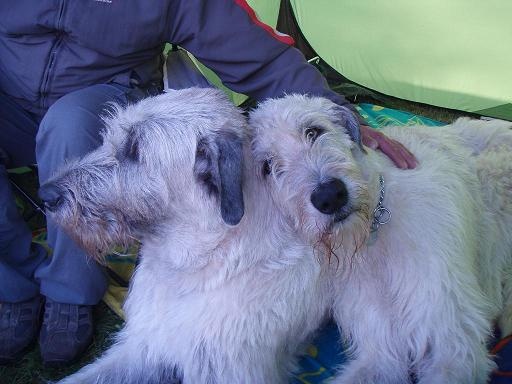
top-left (0, 91), bottom-right (48, 362)
top-left (35, 83), bottom-right (133, 364)
top-left (0, 166), bottom-right (48, 301)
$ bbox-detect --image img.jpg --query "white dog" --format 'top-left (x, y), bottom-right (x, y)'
top-left (249, 95), bottom-right (512, 384)
top-left (41, 88), bottom-right (334, 384)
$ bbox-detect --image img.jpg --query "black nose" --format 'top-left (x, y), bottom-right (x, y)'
top-left (310, 179), bottom-right (349, 215)
top-left (38, 183), bottom-right (63, 212)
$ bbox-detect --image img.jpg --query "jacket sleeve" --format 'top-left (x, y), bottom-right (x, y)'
top-left (166, 0), bottom-right (358, 111)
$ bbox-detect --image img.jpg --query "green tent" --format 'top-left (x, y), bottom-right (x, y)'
top-left (197, 1), bottom-right (512, 120)
top-left (289, 0), bottom-right (512, 120)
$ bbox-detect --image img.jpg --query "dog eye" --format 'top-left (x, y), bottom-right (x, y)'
top-left (305, 126), bottom-right (325, 143)
top-left (262, 159), bottom-right (272, 177)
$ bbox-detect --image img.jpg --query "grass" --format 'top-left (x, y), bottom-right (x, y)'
top-left (1, 83), bottom-right (472, 384)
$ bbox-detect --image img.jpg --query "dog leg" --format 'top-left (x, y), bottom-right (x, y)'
top-left (414, 339), bottom-right (495, 384)
top-left (499, 266), bottom-right (512, 337)
top-left (56, 338), bottom-right (179, 384)
top-left (329, 353), bottom-right (409, 384)
top-left (177, 341), bottom-right (293, 384)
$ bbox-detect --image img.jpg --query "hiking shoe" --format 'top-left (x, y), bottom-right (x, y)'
top-left (0, 295), bottom-right (44, 364)
top-left (39, 298), bottom-right (94, 366)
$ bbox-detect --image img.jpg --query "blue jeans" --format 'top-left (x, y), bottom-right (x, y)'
top-left (0, 84), bottom-right (133, 305)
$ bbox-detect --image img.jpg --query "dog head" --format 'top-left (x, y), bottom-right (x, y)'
top-left (39, 88), bottom-right (247, 260)
top-left (250, 94), bottom-right (372, 261)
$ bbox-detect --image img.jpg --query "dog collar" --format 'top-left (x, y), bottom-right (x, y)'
top-left (368, 175), bottom-right (391, 245)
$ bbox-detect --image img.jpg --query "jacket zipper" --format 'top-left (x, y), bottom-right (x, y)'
top-left (40, 0), bottom-right (66, 110)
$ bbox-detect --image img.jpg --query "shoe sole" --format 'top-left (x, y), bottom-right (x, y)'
top-left (0, 337), bottom-right (39, 366)
top-left (41, 339), bottom-right (91, 368)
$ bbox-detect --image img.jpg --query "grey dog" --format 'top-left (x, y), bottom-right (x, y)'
top-left (39, 88), bottom-right (344, 384)
top-left (250, 94), bottom-right (512, 383)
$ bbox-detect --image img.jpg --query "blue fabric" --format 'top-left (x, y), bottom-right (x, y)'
top-left (0, 1), bottom-right (355, 118)
top-left (0, 91), bottom-right (46, 302)
top-left (356, 103), bottom-right (445, 129)
top-left (0, 164), bottom-right (47, 302)
top-left (291, 321), bottom-right (346, 383)
top-left (491, 334), bottom-right (512, 384)
top-left (0, 1), bottom-right (165, 118)
top-left (0, 84), bottom-right (134, 305)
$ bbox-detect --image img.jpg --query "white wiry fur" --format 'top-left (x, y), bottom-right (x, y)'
top-left (47, 88), bottom-right (331, 384)
top-left (250, 95), bottom-right (512, 384)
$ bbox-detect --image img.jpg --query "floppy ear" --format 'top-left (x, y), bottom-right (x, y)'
top-left (194, 132), bottom-right (245, 225)
top-left (216, 132), bottom-right (245, 225)
top-left (333, 105), bottom-right (363, 150)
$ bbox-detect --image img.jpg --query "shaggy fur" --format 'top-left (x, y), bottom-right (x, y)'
top-left (249, 95), bottom-right (512, 384)
top-left (42, 88), bottom-right (332, 384)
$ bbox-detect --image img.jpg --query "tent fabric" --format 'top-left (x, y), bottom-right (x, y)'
top-left (289, 0), bottom-right (512, 120)
top-left (356, 103), bottom-right (444, 129)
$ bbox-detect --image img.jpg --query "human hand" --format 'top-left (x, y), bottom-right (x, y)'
top-left (360, 125), bottom-right (417, 169)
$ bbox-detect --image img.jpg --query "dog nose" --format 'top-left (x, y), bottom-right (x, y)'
top-left (310, 179), bottom-right (349, 215)
top-left (38, 183), bottom-right (63, 212)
